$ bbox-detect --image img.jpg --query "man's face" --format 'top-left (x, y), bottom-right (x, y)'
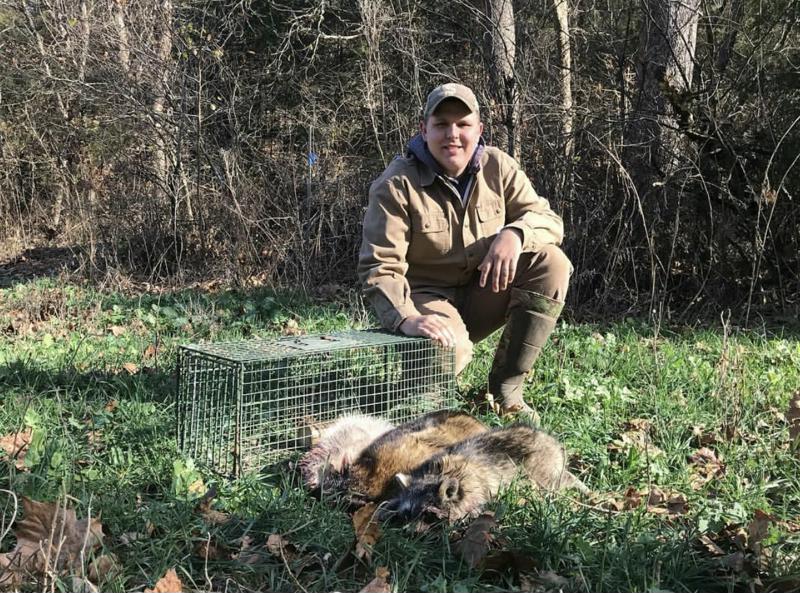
top-left (421, 99), bottom-right (483, 177)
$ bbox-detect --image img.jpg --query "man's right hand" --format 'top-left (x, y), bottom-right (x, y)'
top-left (398, 314), bottom-right (456, 348)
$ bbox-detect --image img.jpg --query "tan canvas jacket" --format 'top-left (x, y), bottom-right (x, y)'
top-left (358, 146), bottom-right (564, 331)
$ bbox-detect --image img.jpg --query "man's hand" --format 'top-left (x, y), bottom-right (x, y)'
top-left (399, 314), bottom-right (456, 348)
top-left (478, 228), bottom-right (523, 292)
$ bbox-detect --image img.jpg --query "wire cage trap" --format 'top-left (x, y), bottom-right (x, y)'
top-left (176, 329), bottom-right (457, 476)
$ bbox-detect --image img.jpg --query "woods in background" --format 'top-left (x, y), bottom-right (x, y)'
top-left (0, 0), bottom-right (797, 321)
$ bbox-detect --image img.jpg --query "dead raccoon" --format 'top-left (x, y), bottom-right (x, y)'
top-left (380, 424), bottom-right (588, 523)
top-left (299, 413), bottom-right (394, 490)
top-left (335, 410), bottom-right (489, 502)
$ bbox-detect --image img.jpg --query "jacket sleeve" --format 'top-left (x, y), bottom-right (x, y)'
top-left (500, 154), bottom-right (564, 251)
top-left (357, 174), bottom-right (422, 331)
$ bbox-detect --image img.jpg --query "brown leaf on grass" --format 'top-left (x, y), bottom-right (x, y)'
top-left (88, 553), bottom-right (121, 583)
top-left (353, 503), bottom-right (382, 561)
top-left (143, 343), bottom-right (158, 360)
top-left (358, 566), bottom-right (391, 593)
top-left (233, 535), bottom-right (262, 565)
top-left (144, 567), bottom-right (183, 593)
top-left (195, 488), bottom-right (230, 525)
top-left (688, 447), bottom-right (725, 489)
top-left (0, 497), bottom-right (104, 588)
top-left (122, 362), bottom-right (139, 374)
top-left (266, 533), bottom-right (297, 562)
top-left (0, 428), bottom-right (32, 470)
top-left (787, 390), bottom-right (800, 448)
top-left (691, 425), bottom-right (721, 447)
top-left (747, 509), bottom-right (773, 551)
top-left (608, 419), bottom-right (664, 458)
top-left (698, 534), bottom-right (726, 556)
top-left (104, 399), bottom-right (119, 413)
top-left (108, 325), bottom-right (126, 337)
top-left (622, 487), bottom-right (643, 510)
top-left (193, 537), bottom-right (231, 561)
top-left (454, 512), bottom-right (498, 568)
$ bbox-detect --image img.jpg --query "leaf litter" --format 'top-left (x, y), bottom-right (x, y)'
top-left (0, 428), bottom-right (32, 470)
top-left (352, 503), bottom-right (382, 562)
top-left (0, 497), bottom-right (104, 589)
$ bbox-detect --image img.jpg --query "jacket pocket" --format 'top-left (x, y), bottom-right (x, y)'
top-left (477, 200), bottom-right (504, 223)
top-left (409, 212), bottom-right (451, 257)
top-left (476, 200), bottom-right (505, 237)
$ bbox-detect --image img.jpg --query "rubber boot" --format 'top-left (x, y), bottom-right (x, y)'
top-left (487, 289), bottom-right (564, 423)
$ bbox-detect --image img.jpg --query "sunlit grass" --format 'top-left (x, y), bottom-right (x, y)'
top-left (1, 278), bottom-right (798, 592)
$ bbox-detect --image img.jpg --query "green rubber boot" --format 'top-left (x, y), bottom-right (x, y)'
top-left (487, 289), bottom-right (564, 424)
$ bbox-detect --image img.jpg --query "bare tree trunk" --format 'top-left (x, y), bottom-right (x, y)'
top-left (624, 0), bottom-right (701, 312)
top-left (20, 1), bottom-right (69, 120)
top-left (359, 0), bottom-right (387, 165)
top-left (111, 0), bottom-right (131, 74)
top-left (552, 0), bottom-right (574, 194)
top-left (483, 0), bottom-right (519, 159)
top-left (627, 0), bottom-right (701, 181)
top-left (152, 0), bottom-right (174, 212)
top-left (715, 0), bottom-right (744, 74)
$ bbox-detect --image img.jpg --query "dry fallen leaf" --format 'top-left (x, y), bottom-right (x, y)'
top-left (88, 553), bottom-right (121, 583)
top-left (608, 420), bottom-right (664, 458)
top-left (691, 425), bottom-right (720, 447)
top-left (193, 537), bottom-right (230, 561)
top-left (104, 400), bottom-right (119, 413)
top-left (122, 362), bottom-right (139, 375)
top-left (0, 497), bottom-right (104, 588)
top-left (455, 512), bottom-right (497, 568)
top-left (688, 447), bottom-right (725, 489)
top-left (143, 343), bottom-right (158, 360)
top-left (787, 390), bottom-right (800, 448)
top-left (698, 534), bottom-right (726, 556)
top-left (195, 488), bottom-right (230, 525)
top-left (358, 566), bottom-right (391, 593)
top-left (144, 567), bottom-right (183, 593)
top-left (0, 428), bottom-right (33, 470)
top-left (353, 503), bottom-right (382, 561)
top-left (747, 509), bottom-right (773, 552)
top-left (233, 535), bottom-right (262, 565)
top-left (266, 533), bottom-right (297, 562)
top-left (109, 325), bottom-right (126, 337)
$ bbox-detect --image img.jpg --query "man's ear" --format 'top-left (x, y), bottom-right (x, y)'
top-left (419, 119), bottom-right (428, 140)
top-left (479, 121), bottom-right (484, 137)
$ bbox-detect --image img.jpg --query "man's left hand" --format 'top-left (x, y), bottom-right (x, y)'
top-left (478, 228), bottom-right (523, 293)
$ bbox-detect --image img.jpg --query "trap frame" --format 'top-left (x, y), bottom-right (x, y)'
top-left (176, 330), bottom-right (456, 476)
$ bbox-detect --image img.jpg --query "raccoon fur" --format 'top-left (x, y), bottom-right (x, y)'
top-left (379, 424), bottom-right (588, 523)
top-left (299, 413), bottom-right (394, 490)
top-left (333, 410), bottom-right (489, 502)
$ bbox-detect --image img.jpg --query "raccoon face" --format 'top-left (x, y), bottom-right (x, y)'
top-left (378, 474), bottom-right (463, 523)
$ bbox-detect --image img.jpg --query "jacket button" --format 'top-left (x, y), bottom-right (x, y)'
top-left (424, 223), bottom-right (430, 229)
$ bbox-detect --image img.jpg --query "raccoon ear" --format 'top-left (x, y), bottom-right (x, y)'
top-left (393, 473), bottom-right (411, 489)
top-left (439, 477), bottom-right (460, 502)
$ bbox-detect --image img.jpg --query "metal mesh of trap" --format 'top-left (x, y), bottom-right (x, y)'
top-left (176, 330), bottom-right (456, 476)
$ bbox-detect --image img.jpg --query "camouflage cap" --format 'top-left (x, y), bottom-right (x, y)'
top-left (422, 83), bottom-right (480, 119)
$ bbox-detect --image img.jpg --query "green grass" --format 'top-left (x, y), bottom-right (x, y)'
top-left (1, 278), bottom-right (799, 592)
